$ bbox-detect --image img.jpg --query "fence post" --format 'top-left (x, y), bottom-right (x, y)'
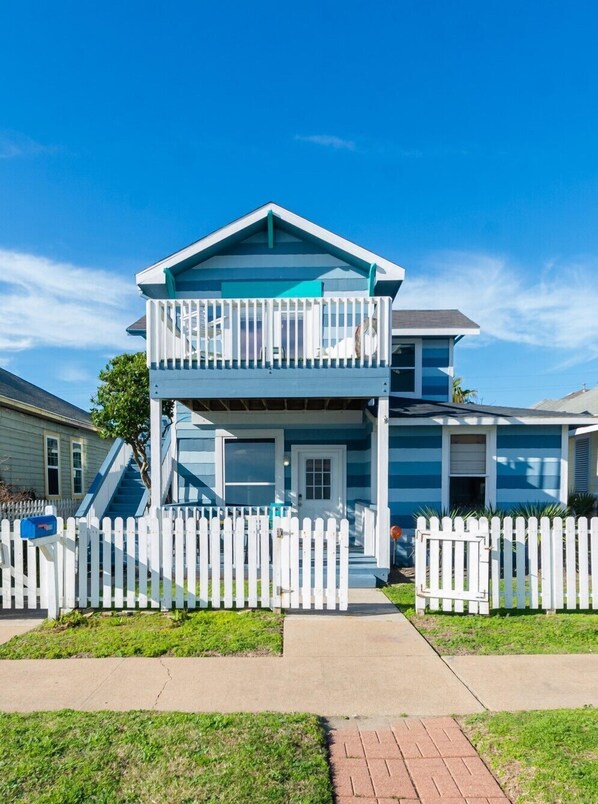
top-left (414, 516), bottom-right (427, 613)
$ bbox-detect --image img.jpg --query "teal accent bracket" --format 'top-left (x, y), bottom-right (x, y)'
top-left (368, 263), bottom-right (376, 296)
top-left (164, 267), bottom-right (176, 298)
top-left (267, 210), bottom-right (275, 249)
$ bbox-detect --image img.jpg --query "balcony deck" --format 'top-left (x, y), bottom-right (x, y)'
top-left (147, 296), bottom-right (392, 399)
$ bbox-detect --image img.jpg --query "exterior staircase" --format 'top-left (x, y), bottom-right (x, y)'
top-left (103, 461), bottom-right (147, 519)
top-left (348, 544), bottom-right (389, 588)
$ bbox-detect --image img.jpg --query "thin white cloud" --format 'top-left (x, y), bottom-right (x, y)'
top-left (395, 252), bottom-right (598, 362)
top-left (56, 364), bottom-right (97, 384)
top-left (0, 249), bottom-right (139, 352)
top-left (295, 134), bottom-right (356, 151)
top-left (0, 131), bottom-right (58, 159)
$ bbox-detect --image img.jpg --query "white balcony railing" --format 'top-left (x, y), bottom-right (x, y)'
top-left (147, 296), bottom-right (391, 370)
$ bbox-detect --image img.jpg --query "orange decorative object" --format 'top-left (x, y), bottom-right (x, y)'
top-left (390, 525), bottom-right (402, 540)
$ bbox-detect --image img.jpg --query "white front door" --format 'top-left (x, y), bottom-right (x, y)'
top-left (293, 446), bottom-right (346, 523)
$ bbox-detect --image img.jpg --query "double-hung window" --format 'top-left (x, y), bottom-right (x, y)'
top-left (45, 435), bottom-right (60, 497)
top-left (391, 339), bottom-right (420, 395)
top-left (71, 441), bottom-right (84, 496)
top-left (224, 438), bottom-right (276, 506)
top-left (449, 433), bottom-right (487, 508)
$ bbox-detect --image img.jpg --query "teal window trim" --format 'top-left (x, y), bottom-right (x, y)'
top-left (221, 280), bottom-right (323, 299)
top-left (368, 263), bottom-right (376, 296)
top-left (164, 267), bottom-right (177, 298)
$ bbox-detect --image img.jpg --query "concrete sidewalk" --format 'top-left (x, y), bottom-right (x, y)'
top-left (0, 590), bottom-right (483, 716)
top-left (0, 589), bottom-right (596, 715)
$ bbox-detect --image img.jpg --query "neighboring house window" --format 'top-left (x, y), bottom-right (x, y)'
top-left (224, 439), bottom-right (275, 506)
top-left (71, 441), bottom-right (84, 496)
top-left (575, 438), bottom-right (590, 493)
top-left (391, 340), bottom-right (417, 393)
top-left (449, 434), bottom-right (486, 508)
top-left (45, 435), bottom-right (60, 497)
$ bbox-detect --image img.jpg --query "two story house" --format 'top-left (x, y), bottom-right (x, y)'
top-left (106, 203), bottom-right (589, 582)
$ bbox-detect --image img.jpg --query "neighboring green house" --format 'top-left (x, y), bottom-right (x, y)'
top-left (0, 368), bottom-right (112, 502)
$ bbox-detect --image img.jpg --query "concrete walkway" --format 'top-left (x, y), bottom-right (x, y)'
top-left (0, 590), bottom-right (483, 716)
top-left (329, 717), bottom-right (508, 803)
top-left (0, 589), bottom-right (596, 715)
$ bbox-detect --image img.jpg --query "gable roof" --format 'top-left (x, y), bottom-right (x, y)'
top-left (0, 368), bottom-right (94, 429)
top-left (387, 396), bottom-right (594, 425)
top-left (533, 386), bottom-right (598, 415)
top-left (392, 309), bottom-right (480, 336)
top-left (136, 202), bottom-right (405, 294)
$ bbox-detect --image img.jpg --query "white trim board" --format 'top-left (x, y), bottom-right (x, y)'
top-left (392, 327), bottom-right (480, 337)
top-left (389, 416), bottom-right (594, 426)
top-left (215, 428), bottom-right (284, 505)
top-left (192, 409), bottom-right (365, 426)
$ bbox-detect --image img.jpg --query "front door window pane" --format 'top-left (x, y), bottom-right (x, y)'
top-left (305, 458), bottom-right (331, 500)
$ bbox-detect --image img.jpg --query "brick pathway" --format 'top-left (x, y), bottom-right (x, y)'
top-left (329, 717), bottom-right (509, 803)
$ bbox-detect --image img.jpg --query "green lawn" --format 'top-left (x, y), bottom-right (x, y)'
top-left (0, 710), bottom-right (332, 803)
top-left (384, 583), bottom-right (598, 655)
top-left (0, 608), bottom-right (283, 659)
top-left (462, 708), bottom-right (598, 803)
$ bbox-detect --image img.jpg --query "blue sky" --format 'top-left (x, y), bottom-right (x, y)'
top-left (1, 0), bottom-right (598, 409)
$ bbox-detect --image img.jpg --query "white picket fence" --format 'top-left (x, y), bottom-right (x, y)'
top-left (0, 499), bottom-right (79, 523)
top-left (415, 516), bottom-right (598, 614)
top-left (0, 515), bottom-right (349, 613)
top-left (0, 518), bottom-right (77, 610)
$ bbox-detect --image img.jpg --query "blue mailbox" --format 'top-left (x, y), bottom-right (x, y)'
top-left (20, 515), bottom-right (58, 540)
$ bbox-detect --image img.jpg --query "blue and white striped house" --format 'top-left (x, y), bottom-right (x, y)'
top-left (90, 203), bottom-right (591, 584)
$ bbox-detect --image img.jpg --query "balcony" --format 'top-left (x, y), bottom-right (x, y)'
top-left (147, 296), bottom-right (392, 399)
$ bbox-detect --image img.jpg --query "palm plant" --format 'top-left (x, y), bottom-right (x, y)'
top-left (452, 376), bottom-right (478, 404)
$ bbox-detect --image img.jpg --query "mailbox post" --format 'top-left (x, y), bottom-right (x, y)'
top-left (20, 506), bottom-right (61, 619)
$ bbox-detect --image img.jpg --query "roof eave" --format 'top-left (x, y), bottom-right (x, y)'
top-left (135, 203), bottom-right (405, 290)
top-left (0, 394), bottom-right (96, 431)
top-left (392, 327), bottom-right (481, 337)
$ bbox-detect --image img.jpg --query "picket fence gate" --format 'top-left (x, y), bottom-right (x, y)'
top-left (415, 516), bottom-right (598, 614)
top-left (0, 515), bottom-right (349, 613)
top-left (0, 499), bottom-right (79, 524)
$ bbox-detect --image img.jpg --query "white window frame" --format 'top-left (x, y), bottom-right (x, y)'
top-left (44, 433), bottom-right (61, 498)
top-left (215, 428), bottom-right (284, 505)
top-left (441, 426), bottom-right (496, 510)
top-left (70, 438), bottom-right (85, 498)
top-left (390, 337), bottom-right (422, 398)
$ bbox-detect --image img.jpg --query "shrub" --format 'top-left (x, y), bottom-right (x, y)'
top-left (568, 491), bottom-right (597, 517)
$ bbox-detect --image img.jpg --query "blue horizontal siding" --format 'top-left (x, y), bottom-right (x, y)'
top-left (422, 349), bottom-right (450, 367)
top-left (389, 474), bottom-right (442, 489)
top-left (389, 460), bottom-right (443, 476)
top-left (390, 432), bottom-right (443, 450)
top-left (497, 475), bottom-right (560, 490)
top-left (496, 426), bottom-right (562, 450)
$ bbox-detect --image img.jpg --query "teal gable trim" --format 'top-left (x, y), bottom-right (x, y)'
top-left (164, 267), bottom-right (176, 298)
top-left (221, 280), bottom-right (323, 299)
top-left (368, 263), bottom-right (376, 296)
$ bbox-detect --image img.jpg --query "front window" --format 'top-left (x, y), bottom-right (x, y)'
top-left (449, 433), bottom-right (486, 508)
top-left (391, 341), bottom-right (416, 393)
top-left (72, 441), bottom-right (83, 496)
top-left (46, 436), bottom-right (60, 497)
top-left (224, 439), bottom-right (275, 505)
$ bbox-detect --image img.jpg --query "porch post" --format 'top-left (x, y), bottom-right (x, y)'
top-left (150, 397), bottom-right (162, 514)
top-left (376, 396), bottom-right (390, 568)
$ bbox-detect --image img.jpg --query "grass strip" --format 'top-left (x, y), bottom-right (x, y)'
top-left (0, 710), bottom-right (333, 803)
top-left (462, 708), bottom-right (598, 803)
top-left (384, 583), bottom-right (598, 655)
top-left (0, 608), bottom-right (283, 659)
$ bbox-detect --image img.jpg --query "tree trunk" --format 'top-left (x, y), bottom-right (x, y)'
top-left (131, 442), bottom-right (151, 490)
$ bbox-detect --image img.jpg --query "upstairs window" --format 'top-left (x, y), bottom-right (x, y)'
top-left (72, 441), bottom-right (84, 497)
top-left (391, 341), bottom-right (418, 394)
top-left (224, 438), bottom-right (275, 506)
top-left (45, 435), bottom-right (60, 497)
top-left (449, 433), bottom-right (486, 508)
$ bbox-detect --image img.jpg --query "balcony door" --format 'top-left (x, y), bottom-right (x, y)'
top-left (292, 445), bottom-right (346, 524)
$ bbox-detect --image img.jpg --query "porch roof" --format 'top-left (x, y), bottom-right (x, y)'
top-left (392, 309), bottom-right (480, 336)
top-left (386, 396), bottom-right (595, 426)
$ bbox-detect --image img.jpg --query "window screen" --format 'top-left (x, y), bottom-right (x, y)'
top-left (224, 439), bottom-right (275, 506)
